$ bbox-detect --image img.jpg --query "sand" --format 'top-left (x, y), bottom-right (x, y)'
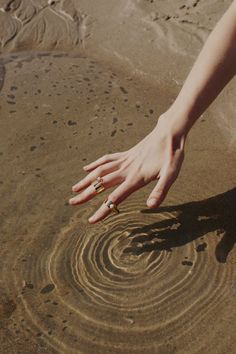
top-left (0, 1), bottom-right (235, 353)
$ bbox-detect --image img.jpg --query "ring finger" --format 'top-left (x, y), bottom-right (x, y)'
top-left (69, 171), bottom-right (124, 205)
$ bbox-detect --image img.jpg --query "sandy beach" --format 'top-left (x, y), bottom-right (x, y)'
top-left (0, 0), bottom-right (236, 353)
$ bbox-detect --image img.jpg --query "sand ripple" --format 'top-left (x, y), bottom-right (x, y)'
top-left (0, 0), bottom-right (90, 53)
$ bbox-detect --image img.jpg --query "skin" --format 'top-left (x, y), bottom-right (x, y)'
top-left (69, 0), bottom-right (236, 224)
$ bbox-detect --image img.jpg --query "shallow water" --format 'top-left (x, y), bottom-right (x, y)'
top-left (0, 52), bottom-right (235, 354)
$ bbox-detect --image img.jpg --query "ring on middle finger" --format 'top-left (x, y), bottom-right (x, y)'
top-left (92, 176), bottom-right (105, 194)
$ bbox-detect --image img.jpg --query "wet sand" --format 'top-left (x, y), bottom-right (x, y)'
top-left (0, 1), bottom-right (236, 353)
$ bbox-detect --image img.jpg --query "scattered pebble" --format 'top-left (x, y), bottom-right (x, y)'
top-left (40, 283), bottom-right (55, 294)
top-left (67, 120), bottom-right (77, 126)
top-left (196, 242), bottom-right (207, 252)
top-left (182, 260), bottom-right (193, 266)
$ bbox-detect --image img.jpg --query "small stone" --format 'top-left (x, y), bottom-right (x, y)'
top-left (67, 120), bottom-right (77, 126)
top-left (182, 260), bottom-right (193, 266)
top-left (40, 283), bottom-right (55, 294)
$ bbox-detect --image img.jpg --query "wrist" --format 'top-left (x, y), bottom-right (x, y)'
top-left (150, 111), bottom-right (188, 154)
top-left (164, 88), bottom-right (205, 134)
top-left (155, 109), bottom-right (190, 140)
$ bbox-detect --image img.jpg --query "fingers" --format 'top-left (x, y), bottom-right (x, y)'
top-left (146, 170), bottom-right (177, 209)
top-left (83, 152), bottom-right (122, 172)
top-left (72, 160), bottom-right (120, 192)
top-left (88, 178), bottom-right (140, 224)
top-left (69, 171), bottom-right (124, 205)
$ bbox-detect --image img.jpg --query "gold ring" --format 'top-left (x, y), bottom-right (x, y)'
top-left (104, 198), bottom-right (120, 214)
top-left (92, 176), bottom-right (105, 194)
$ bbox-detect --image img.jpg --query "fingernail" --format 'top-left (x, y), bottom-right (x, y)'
top-left (88, 216), bottom-right (95, 223)
top-left (69, 198), bottom-right (76, 205)
top-left (147, 198), bottom-right (157, 207)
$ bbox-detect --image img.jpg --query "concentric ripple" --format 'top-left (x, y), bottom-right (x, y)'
top-left (9, 189), bottom-right (235, 354)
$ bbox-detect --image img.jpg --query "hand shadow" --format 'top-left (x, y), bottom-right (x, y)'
top-left (124, 188), bottom-right (236, 263)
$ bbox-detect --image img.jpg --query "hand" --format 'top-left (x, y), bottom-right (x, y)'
top-left (69, 114), bottom-right (186, 224)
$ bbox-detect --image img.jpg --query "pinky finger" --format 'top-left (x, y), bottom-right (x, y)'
top-left (83, 152), bottom-right (122, 172)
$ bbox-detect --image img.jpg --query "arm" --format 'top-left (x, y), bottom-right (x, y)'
top-left (165, 0), bottom-right (236, 135)
top-left (69, 1), bottom-right (236, 223)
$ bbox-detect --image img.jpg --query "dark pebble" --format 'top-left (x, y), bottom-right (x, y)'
top-left (120, 86), bottom-right (128, 94)
top-left (67, 120), bottom-right (77, 126)
top-left (181, 260), bottom-right (193, 266)
top-left (40, 283), bottom-right (55, 294)
top-left (196, 242), bottom-right (207, 252)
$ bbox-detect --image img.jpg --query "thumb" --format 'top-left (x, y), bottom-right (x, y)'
top-left (146, 173), bottom-right (173, 208)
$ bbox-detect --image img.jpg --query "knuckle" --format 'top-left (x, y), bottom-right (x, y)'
top-left (117, 173), bottom-right (126, 184)
top-left (125, 179), bottom-right (134, 188)
top-left (96, 165), bottom-right (104, 174)
top-left (133, 174), bottom-right (146, 186)
top-left (120, 156), bottom-right (133, 169)
top-left (125, 171), bottom-right (138, 184)
top-left (125, 178), bottom-right (140, 193)
top-left (119, 164), bottom-right (128, 176)
top-left (141, 173), bottom-right (155, 185)
top-left (107, 192), bottom-right (118, 204)
top-left (112, 152), bottom-right (121, 158)
top-left (102, 154), bottom-right (109, 161)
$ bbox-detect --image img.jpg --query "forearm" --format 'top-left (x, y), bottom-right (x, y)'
top-left (165, 0), bottom-right (236, 135)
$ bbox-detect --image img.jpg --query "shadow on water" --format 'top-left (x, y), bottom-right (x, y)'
top-left (124, 188), bottom-right (236, 263)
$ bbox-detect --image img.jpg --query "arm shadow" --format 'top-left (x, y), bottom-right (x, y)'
top-left (124, 188), bottom-right (236, 263)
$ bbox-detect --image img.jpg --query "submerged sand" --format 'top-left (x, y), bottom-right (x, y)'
top-left (0, 1), bottom-right (236, 353)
